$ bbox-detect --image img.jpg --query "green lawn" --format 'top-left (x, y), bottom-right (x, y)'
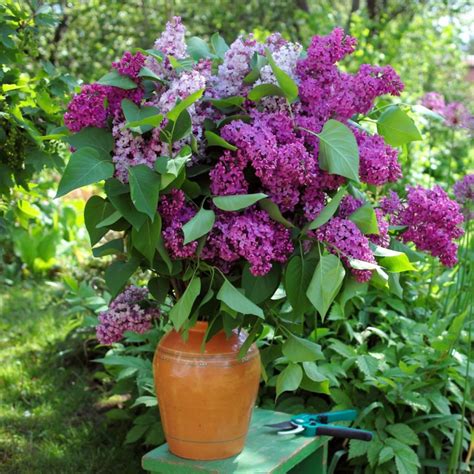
top-left (0, 282), bottom-right (142, 474)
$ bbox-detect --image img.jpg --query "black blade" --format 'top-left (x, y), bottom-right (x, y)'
top-left (265, 421), bottom-right (294, 430)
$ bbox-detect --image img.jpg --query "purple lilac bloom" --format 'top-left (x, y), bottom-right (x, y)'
top-left (159, 189), bottom-right (198, 259)
top-left (296, 28), bottom-right (403, 124)
top-left (302, 187), bottom-right (326, 221)
top-left (340, 64), bottom-right (404, 118)
top-left (112, 51), bottom-right (146, 81)
top-left (380, 190), bottom-right (402, 216)
top-left (64, 84), bottom-right (109, 132)
top-left (443, 102), bottom-right (471, 128)
top-left (201, 209), bottom-right (294, 276)
top-left (218, 112), bottom-right (316, 212)
top-left (96, 286), bottom-right (159, 345)
top-left (420, 92), bottom-right (472, 129)
top-left (453, 173), bottom-right (474, 220)
top-left (398, 186), bottom-right (464, 266)
top-left (338, 195), bottom-right (364, 218)
top-left (338, 196), bottom-right (389, 247)
top-left (353, 128), bottom-right (402, 185)
top-left (64, 83), bottom-right (144, 133)
top-left (421, 92), bottom-right (445, 114)
top-left (316, 217), bottom-right (377, 282)
top-left (209, 150), bottom-right (249, 196)
top-left (297, 28), bottom-right (357, 78)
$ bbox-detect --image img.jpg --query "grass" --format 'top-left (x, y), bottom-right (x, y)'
top-left (0, 281), bottom-right (143, 473)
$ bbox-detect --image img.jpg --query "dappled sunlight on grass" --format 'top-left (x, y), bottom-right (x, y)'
top-left (0, 282), bottom-right (142, 473)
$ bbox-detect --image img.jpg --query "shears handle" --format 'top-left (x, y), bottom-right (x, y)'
top-left (316, 424), bottom-right (373, 441)
top-left (316, 409), bottom-right (358, 423)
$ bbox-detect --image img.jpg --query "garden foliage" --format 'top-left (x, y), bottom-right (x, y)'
top-left (57, 17), bottom-right (473, 473)
top-left (0, 2), bottom-right (472, 472)
top-left (0, 1), bottom-right (74, 195)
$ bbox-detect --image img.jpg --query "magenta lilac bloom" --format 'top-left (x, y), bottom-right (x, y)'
top-left (201, 209), bottom-right (294, 276)
top-left (453, 174), bottom-right (474, 220)
top-left (353, 128), bottom-right (402, 186)
top-left (380, 191), bottom-right (402, 217)
top-left (159, 190), bottom-right (198, 259)
top-left (96, 286), bottom-right (159, 345)
top-left (398, 186), bottom-right (464, 266)
top-left (443, 102), bottom-right (471, 128)
top-left (338, 195), bottom-right (364, 218)
top-left (421, 92), bottom-right (473, 129)
top-left (112, 51), bottom-right (146, 81)
top-left (64, 83), bottom-right (144, 133)
top-left (64, 84), bottom-right (110, 132)
top-left (421, 92), bottom-right (445, 114)
top-left (316, 217), bottom-right (377, 282)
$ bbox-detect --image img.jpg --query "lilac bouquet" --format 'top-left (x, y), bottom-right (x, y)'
top-left (57, 18), bottom-right (464, 348)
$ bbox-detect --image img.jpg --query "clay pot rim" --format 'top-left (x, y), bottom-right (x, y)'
top-left (188, 321), bottom-right (209, 332)
top-left (157, 344), bottom-right (259, 360)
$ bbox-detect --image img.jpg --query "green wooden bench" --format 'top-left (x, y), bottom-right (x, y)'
top-left (142, 408), bottom-right (328, 473)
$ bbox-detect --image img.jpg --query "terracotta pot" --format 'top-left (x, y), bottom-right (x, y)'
top-left (153, 321), bottom-right (261, 460)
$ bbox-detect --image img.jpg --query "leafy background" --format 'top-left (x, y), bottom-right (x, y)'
top-left (0, 0), bottom-right (473, 473)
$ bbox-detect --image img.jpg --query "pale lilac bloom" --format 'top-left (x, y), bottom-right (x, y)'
top-left (96, 286), bottom-right (159, 345)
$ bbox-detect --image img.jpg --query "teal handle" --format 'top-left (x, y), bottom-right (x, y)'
top-left (292, 410), bottom-right (358, 426)
top-left (324, 410), bottom-right (358, 423)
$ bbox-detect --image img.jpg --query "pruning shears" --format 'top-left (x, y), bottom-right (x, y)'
top-left (266, 409), bottom-right (373, 441)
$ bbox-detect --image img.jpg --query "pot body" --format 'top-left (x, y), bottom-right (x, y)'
top-left (153, 321), bottom-right (261, 460)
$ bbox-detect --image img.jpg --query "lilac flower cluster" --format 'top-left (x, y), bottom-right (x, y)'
top-left (64, 83), bottom-right (143, 132)
top-left (65, 52), bottom-right (146, 132)
top-left (338, 195), bottom-right (390, 249)
top-left (453, 174), bottom-right (474, 220)
top-left (64, 84), bottom-right (109, 132)
top-left (213, 34), bottom-right (263, 98)
top-left (444, 102), bottom-right (472, 128)
top-left (421, 92), bottom-right (445, 114)
top-left (380, 190), bottom-right (402, 216)
top-left (145, 16), bottom-right (188, 80)
top-left (386, 186), bottom-right (464, 266)
top-left (296, 28), bottom-right (403, 127)
top-left (159, 189), bottom-right (198, 259)
top-left (316, 217), bottom-right (377, 282)
top-left (421, 92), bottom-right (472, 128)
top-left (96, 286), bottom-right (159, 345)
top-left (216, 112), bottom-right (316, 212)
top-left (157, 190), bottom-right (294, 276)
top-left (201, 209), bottom-right (294, 276)
top-left (353, 128), bottom-right (402, 186)
top-left (65, 17), bottom-right (466, 288)
top-left (152, 16), bottom-right (187, 59)
top-left (112, 51), bottom-right (146, 81)
top-left (338, 195), bottom-right (364, 218)
top-left (112, 123), bottom-right (170, 182)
